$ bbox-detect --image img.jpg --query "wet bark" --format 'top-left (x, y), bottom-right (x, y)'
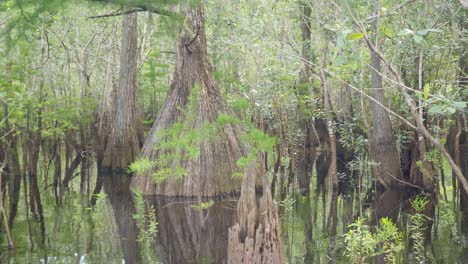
top-left (1, 103), bottom-right (22, 229)
top-left (104, 13), bottom-right (144, 172)
top-left (448, 116), bottom-right (468, 232)
top-left (313, 118), bottom-right (330, 227)
top-left (2, 65), bottom-right (22, 229)
top-left (132, 5), bottom-right (261, 197)
top-left (53, 141), bottom-right (61, 205)
top-left (227, 160), bottom-right (284, 264)
top-left (61, 152), bottom-right (82, 195)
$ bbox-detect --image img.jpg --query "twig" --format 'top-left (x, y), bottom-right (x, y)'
top-left (386, 172), bottom-right (424, 190)
top-left (88, 7), bottom-right (175, 19)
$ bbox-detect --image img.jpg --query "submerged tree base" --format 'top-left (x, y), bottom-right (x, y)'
top-left (227, 160), bottom-right (284, 264)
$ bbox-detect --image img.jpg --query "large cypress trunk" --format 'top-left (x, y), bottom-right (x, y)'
top-left (103, 13), bottom-right (143, 172)
top-left (131, 6), bottom-right (261, 197)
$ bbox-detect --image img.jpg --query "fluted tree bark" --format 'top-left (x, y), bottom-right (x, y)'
top-left (129, 2), bottom-right (284, 261)
top-left (103, 13), bottom-right (143, 172)
top-left (131, 5), bottom-right (262, 197)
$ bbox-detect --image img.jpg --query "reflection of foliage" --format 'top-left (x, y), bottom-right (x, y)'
top-left (132, 189), bottom-right (158, 243)
top-left (344, 217), bottom-right (403, 263)
top-left (190, 200), bottom-right (214, 210)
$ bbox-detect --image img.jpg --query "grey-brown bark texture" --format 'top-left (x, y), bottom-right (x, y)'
top-left (104, 13), bottom-right (143, 171)
top-left (369, 0), bottom-right (403, 222)
top-left (130, 4), bottom-right (283, 261)
top-left (131, 6), bottom-right (262, 197)
top-left (227, 160), bottom-right (284, 264)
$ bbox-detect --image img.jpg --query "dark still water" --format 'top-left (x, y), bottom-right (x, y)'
top-left (2, 174), bottom-right (468, 263)
top-left (1, 174), bottom-right (240, 263)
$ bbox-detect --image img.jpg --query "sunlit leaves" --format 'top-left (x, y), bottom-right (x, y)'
top-left (346, 32), bottom-right (364, 40)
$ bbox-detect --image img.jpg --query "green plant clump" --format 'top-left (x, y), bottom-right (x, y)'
top-left (344, 217), bottom-right (403, 263)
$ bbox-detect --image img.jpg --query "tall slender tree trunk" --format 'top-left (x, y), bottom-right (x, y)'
top-left (104, 13), bottom-right (143, 172)
top-left (1, 95), bottom-right (22, 229)
top-left (369, 0), bottom-right (404, 223)
top-left (448, 15), bottom-right (468, 233)
top-left (321, 66), bottom-right (338, 239)
top-left (296, 1), bottom-right (319, 197)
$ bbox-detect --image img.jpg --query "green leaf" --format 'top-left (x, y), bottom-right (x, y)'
top-left (428, 104), bottom-right (445, 114)
top-left (381, 26), bottom-right (394, 38)
top-left (417, 29), bottom-right (443, 35)
top-left (446, 107), bottom-right (456, 114)
top-left (451, 101), bottom-right (467, 109)
top-left (346, 32), bottom-right (364, 40)
top-left (423, 83), bottom-right (430, 101)
top-left (324, 24), bottom-right (336, 31)
top-left (397, 28), bottom-right (413, 36)
top-left (336, 35), bottom-right (346, 48)
top-left (335, 54), bottom-right (347, 66)
top-left (417, 29), bottom-right (429, 36)
top-left (413, 34), bottom-right (424, 44)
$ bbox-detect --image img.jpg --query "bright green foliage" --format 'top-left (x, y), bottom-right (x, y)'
top-left (408, 195), bottom-right (431, 263)
top-left (344, 217), bottom-right (403, 263)
top-left (235, 127), bottom-right (277, 170)
top-left (131, 80), bottom-right (278, 181)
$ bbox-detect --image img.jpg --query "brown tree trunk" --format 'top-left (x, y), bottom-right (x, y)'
top-left (1, 103), bottom-right (22, 229)
top-left (456, 15), bottom-right (468, 233)
top-left (104, 13), bottom-right (143, 172)
top-left (320, 46), bottom-right (339, 239)
top-left (53, 141), bottom-right (61, 205)
top-left (132, 5), bottom-right (261, 197)
top-left (369, 0), bottom-right (404, 223)
top-left (227, 160), bottom-right (284, 263)
top-left (296, 1), bottom-right (319, 197)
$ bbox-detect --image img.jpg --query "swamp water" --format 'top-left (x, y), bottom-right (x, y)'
top-left (1, 174), bottom-right (468, 263)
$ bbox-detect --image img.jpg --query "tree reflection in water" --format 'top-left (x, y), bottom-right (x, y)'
top-left (148, 196), bottom-right (237, 264)
top-left (104, 174), bottom-right (237, 264)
